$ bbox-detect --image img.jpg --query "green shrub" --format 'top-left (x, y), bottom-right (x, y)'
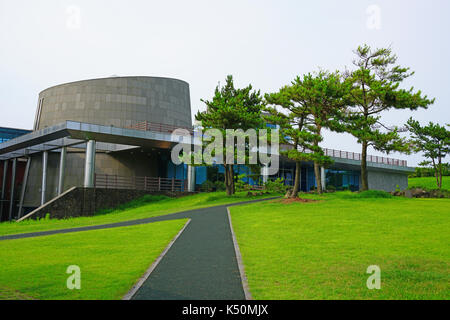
top-left (235, 174), bottom-right (252, 192)
top-left (214, 181), bottom-right (226, 191)
top-left (200, 180), bottom-right (215, 192)
top-left (235, 181), bottom-right (252, 192)
top-left (353, 190), bottom-right (392, 199)
top-left (40, 213), bottom-right (51, 221)
top-left (410, 164), bottom-right (450, 178)
top-left (264, 178), bottom-right (288, 194)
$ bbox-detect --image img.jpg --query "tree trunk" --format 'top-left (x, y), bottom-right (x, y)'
top-left (431, 158), bottom-right (439, 189)
top-left (313, 126), bottom-right (322, 194)
top-left (361, 141), bottom-right (369, 191)
top-left (438, 157), bottom-right (443, 189)
top-left (225, 164), bottom-right (233, 196)
top-left (313, 161), bottom-right (322, 194)
top-left (287, 161), bottom-right (301, 198)
top-left (230, 164), bottom-right (235, 194)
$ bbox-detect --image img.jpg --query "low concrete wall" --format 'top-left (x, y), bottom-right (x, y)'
top-left (19, 188), bottom-right (192, 220)
top-left (368, 170), bottom-right (408, 192)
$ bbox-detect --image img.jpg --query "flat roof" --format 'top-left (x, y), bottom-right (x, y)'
top-left (0, 126), bottom-right (32, 134)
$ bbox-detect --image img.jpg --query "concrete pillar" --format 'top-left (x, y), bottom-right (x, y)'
top-left (262, 165), bottom-right (268, 184)
top-left (321, 166), bottom-right (326, 191)
top-left (8, 158), bottom-right (17, 221)
top-left (84, 140), bottom-right (96, 188)
top-left (18, 157), bottom-right (31, 219)
top-left (0, 160), bottom-right (8, 218)
top-left (58, 147), bottom-right (67, 195)
top-left (187, 165), bottom-right (195, 192)
top-left (41, 151), bottom-right (48, 206)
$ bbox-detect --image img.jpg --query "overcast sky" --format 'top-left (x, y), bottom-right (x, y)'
top-left (1, 0), bottom-right (449, 166)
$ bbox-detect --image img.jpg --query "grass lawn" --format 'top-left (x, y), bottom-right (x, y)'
top-left (0, 191), bottom-right (276, 237)
top-left (408, 176), bottom-right (450, 190)
top-left (230, 192), bottom-right (450, 299)
top-left (0, 219), bottom-right (187, 299)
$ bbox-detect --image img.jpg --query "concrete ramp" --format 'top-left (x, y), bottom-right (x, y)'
top-left (17, 187), bottom-right (77, 221)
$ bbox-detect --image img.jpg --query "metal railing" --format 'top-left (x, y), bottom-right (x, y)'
top-left (124, 122), bottom-right (407, 167)
top-left (295, 146), bottom-right (407, 167)
top-left (322, 148), bottom-right (407, 167)
top-left (94, 174), bottom-right (185, 192)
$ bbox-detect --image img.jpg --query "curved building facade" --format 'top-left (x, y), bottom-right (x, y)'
top-left (23, 76), bottom-right (192, 208)
top-left (35, 76), bottom-right (191, 130)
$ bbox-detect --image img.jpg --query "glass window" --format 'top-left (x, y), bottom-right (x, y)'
top-left (325, 169), bottom-right (360, 191)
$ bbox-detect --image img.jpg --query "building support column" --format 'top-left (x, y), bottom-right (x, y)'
top-left (41, 151), bottom-right (48, 206)
top-left (8, 158), bottom-right (17, 221)
top-left (187, 165), bottom-right (195, 192)
top-left (262, 165), bottom-right (268, 184)
top-left (84, 140), bottom-right (96, 188)
top-left (0, 160), bottom-right (8, 219)
top-left (321, 166), bottom-right (326, 191)
top-left (18, 157), bottom-right (31, 219)
top-left (58, 147), bottom-right (67, 195)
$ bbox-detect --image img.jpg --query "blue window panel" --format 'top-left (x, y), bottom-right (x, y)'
top-left (167, 161), bottom-right (175, 179)
top-left (353, 174), bottom-right (360, 190)
top-left (166, 162), bottom-right (185, 180)
top-left (0, 127), bottom-right (31, 144)
top-left (343, 174), bottom-right (349, 187)
top-left (325, 169), bottom-right (361, 191)
top-left (284, 172), bottom-right (293, 186)
top-left (248, 174), bottom-right (260, 186)
top-left (175, 163), bottom-right (185, 180)
top-left (307, 166), bottom-right (317, 191)
top-left (236, 165), bottom-right (250, 183)
top-left (195, 166), bottom-right (207, 185)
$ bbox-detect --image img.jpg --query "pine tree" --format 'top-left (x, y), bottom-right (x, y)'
top-left (343, 45), bottom-right (434, 190)
top-left (406, 118), bottom-right (450, 189)
top-left (265, 71), bottom-right (348, 197)
top-left (196, 75), bottom-right (265, 195)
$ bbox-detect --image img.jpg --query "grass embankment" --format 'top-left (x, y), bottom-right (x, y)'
top-left (230, 191), bottom-right (450, 299)
top-left (408, 176), bottom-right (450, 191)
top-left (0, 219), bottom-right (187, 299)
top-left (0, 191), bottom-right (276, 237)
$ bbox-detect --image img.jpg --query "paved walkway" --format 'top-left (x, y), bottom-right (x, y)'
top-left (0, 197), bottom-right (278, 300)
top-left (132, 205), bottom-right (244, 300)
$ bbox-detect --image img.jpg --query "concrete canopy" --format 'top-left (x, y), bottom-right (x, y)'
top-left (0, 120), bottom-right (182, 160)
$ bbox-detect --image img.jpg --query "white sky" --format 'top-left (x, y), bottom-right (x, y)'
top-left (1, 0), bottom-right (449, 166)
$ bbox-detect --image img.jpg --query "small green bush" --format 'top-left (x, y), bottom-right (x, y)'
top-left (409, 164), bottom-right (450, 178)
top-left (354, 190), bottom-right (392, 199)
top-left (200, 180), bottom-right (215, 192)
top-left (234, 174), bottom-right (252, 192)
top-left (39, 213), bottom-right (51, 221)
top-left (264, 178), bottom-right (288, 194)
top-left (214, 181), bottom-right (226, 191)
